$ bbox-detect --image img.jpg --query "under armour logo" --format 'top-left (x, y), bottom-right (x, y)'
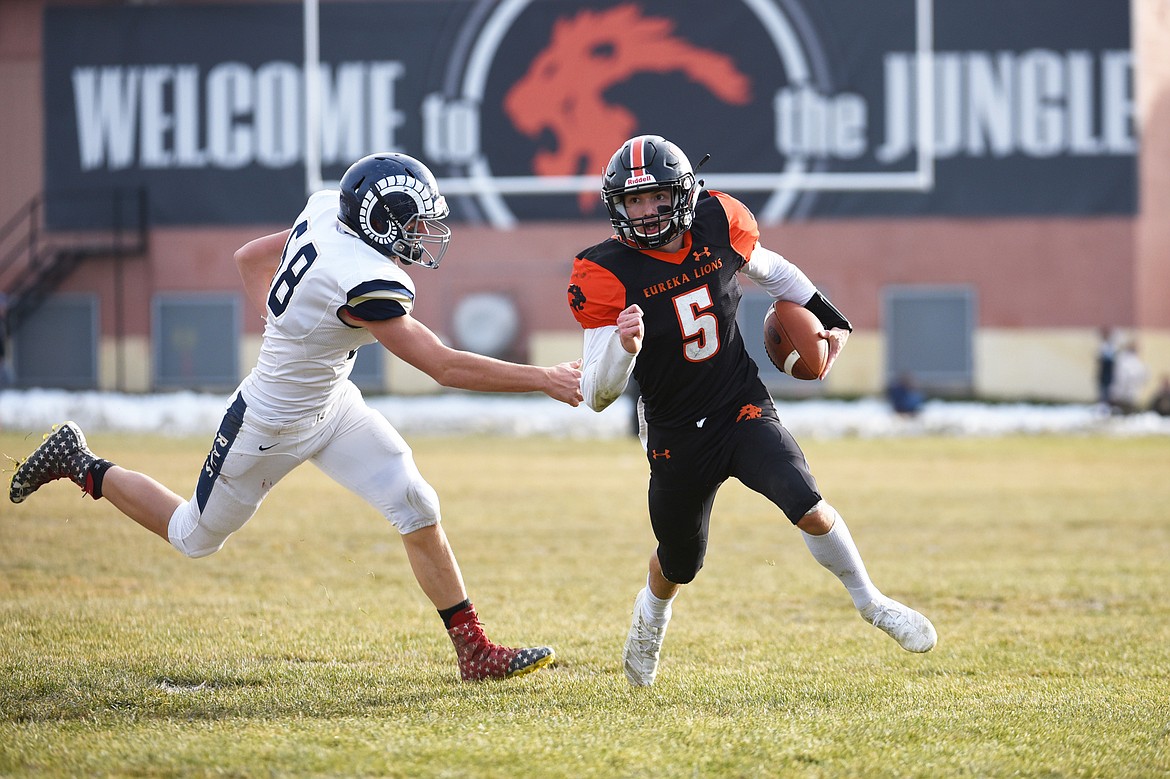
top-left (692, 246), bottom-right (711, 261)
top-left (736, 403), bottom-right (763, 422)
top-left (568, 283), bottom-right (586, 311)
top-left (651, 449), bottom-right (671, 460)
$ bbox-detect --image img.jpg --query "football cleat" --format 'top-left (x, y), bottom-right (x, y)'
top-left (447, 615), bottom-right (555, 681)
top-left (9, 422), bottom-right (97, 504)
top-left (860, 597), bottom-right (938, 653)
top-left (623, 588), bottom-right (671, 686)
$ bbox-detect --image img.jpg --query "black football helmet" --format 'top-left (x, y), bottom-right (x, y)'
top-left (338, 152), bottom-right (451, 268)
top-left (602, 135), bottom-right (699, 249)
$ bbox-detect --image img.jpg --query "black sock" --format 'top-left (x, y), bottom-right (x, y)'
top-left (85, 459), bottom-right (115, 500)
top-left (438, 599), bottom-right (473, 629)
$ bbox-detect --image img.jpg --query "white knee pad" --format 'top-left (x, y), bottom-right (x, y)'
top-left (167, 501), bottom-right (230, 559)
top-left (396, 475), bottom-right (441, 534)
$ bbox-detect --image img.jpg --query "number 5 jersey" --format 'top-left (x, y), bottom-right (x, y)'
top-left (568, 190), bottom-right (785, 428)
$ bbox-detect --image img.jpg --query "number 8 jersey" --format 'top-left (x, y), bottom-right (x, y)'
top-left (567, 190), bottom-right (766, 428)
top-left (238, 190), bottom-right (415, 424)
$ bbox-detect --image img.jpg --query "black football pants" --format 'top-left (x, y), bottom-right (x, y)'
top-left (643, 397), bottom-right (822, 584)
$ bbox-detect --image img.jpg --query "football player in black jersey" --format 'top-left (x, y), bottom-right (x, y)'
top-left (567, 135), bottom-right (937, 686)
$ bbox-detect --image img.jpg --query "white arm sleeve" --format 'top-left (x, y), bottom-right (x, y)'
top-left (741, 242), bottom-right (817, 304)
top-left (581, 325), bottom-right (636, 412)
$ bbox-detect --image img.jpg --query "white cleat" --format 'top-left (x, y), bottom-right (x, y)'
top-left (623, 588), bottom-right (670, 686)
top-left (860, 597), bottom-right (937, 653)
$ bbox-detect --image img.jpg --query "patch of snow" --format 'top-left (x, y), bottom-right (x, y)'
top-left (3, 389), bottom-right (1169, 440)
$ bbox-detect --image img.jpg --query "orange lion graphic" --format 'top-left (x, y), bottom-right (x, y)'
top-left (504, 4), bottom-right (752, 211)
top-left (736, 403), bottom-right (764, 422)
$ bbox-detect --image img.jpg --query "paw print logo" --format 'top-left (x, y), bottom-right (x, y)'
top-left (568, 283), bottom-right (587, 311)
top-left (736, 403), bottom-right (763, 422)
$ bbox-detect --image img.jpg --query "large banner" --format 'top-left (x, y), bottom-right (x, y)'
top-left (43, 0), bottom-right (1135, 227)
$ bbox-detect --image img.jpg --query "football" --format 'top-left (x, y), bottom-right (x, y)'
top-left (763, 301), bottom-right (828, 380)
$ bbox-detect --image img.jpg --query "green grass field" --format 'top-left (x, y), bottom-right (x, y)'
top-left (1, 428), bottom-right (1168, 778)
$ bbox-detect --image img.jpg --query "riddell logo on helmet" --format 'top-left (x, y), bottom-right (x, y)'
top-left (625, 174), bottom-right (655, 187)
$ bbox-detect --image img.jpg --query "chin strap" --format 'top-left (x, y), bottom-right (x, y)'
top-left (393, 239), bottom-right (423, 263)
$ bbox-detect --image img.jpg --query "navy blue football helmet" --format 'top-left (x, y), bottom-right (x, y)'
top-left (338, 153), bottom-right (451, 268)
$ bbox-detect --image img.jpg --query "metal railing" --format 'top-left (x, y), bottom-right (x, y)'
top-left (0, 188), bottom-right (149, 333)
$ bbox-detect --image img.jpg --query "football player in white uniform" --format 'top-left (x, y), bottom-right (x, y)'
top-left (9, 152), bottom-right (582, 681)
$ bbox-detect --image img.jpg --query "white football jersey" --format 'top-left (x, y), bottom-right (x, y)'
top-left (237, 190), bottom-right (415, 423)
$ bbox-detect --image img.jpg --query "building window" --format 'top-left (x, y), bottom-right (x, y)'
top-left (152, 294), bottom-right (239, 391)
top-left (882, 285), bottom-right (976, 395)
top-left (11, 294), bottom-right (99, 389)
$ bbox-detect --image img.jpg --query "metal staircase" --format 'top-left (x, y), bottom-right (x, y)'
top-left (0, 188), bottom-right (149, 334)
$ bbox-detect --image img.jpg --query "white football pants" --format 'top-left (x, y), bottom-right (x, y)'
top-left (168, 381), bottom-right (440, 558)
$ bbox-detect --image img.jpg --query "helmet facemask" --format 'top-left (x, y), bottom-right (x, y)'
top-left (605, 175), bottom-right (697, 249)
top-left (388, 213), bottom-right (452, 269)
top-left (359, 177), bottom-right (451, 269)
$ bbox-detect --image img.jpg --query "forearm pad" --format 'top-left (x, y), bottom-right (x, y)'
top-left (581, 325), bottom-right (636, 412)
top-left (804, 291), bottom-right (853, 332)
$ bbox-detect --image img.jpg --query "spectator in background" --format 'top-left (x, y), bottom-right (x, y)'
top-left (1096, 327), bottom-right (1117, 407)
top-left (887, 372), bottom-right (925, 417)
top-left (1108, 340), bottom-right (1148, 415)
top-left (1149, 375), bottom-right (1170, 418)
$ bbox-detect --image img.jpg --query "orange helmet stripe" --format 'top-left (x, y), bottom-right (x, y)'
top-left (629, 135), bottom-right (650, 172)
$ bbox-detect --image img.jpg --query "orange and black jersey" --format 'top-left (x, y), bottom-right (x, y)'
top-left (568, 191), bottom-right (766, 428)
